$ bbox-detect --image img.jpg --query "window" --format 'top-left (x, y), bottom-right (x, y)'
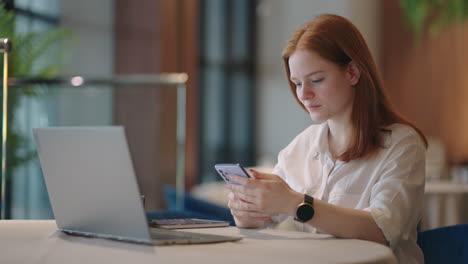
top-left (198, 0), bottom-right (256, 182)
top-left (2, 0), bottom-right (60, 219)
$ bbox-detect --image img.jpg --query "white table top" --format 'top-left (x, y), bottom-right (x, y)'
top-left (0, 220), bottom-right (397, 264)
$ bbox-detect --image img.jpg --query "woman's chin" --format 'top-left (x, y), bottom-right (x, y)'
top-left (309, 114), bottom-right (326, 123)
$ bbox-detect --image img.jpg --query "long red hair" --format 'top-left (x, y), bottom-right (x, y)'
top-left (282, 14), bottom-right (427, 161)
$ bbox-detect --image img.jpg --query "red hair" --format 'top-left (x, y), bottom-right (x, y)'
top-left (282, 14), bottom-right (427, 161)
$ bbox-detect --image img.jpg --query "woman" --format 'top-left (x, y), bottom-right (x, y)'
top-left (226, 14), bottom-right (426, 263)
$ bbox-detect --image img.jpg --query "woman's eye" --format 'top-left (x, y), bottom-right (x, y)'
top-left (294, 83), bottom-right (302, 88)
top-left (311, 78), bottom-right (323, 84)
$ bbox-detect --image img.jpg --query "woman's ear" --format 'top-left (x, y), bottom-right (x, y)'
top-left (346, 61), bottom-right (361, 86)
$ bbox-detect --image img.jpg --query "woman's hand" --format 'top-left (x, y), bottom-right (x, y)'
top-left (227, 190), bottom-right (272, 228)
top-left (226, 169), bottom-right (303, 219)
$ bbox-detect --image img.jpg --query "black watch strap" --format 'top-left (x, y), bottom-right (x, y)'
top-left (304, 194), bottom-right (313, 205)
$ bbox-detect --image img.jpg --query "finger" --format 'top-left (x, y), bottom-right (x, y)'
top-left (227, 174), bottom-right (252, 186)
top-left (228, 183), bottom-right (260, 197)
top-left (230, 209), bottom-right (270, 219)
top-left (234, 215), bottom-right (271, 222)
top-left (235, 191), bottom-right (257, 204)
top-left (228, 197), bottom-right (259, 212)
top-left (228, 191), bottom-right (255, 204)
top-left (248, 169), bottom-right (262, 179)
top-left (249, 169), bottom-right (279, 180)
top-left (227, 191), bottom-right (236, 201)
top-left (228, 175), bottom-right (265, 190)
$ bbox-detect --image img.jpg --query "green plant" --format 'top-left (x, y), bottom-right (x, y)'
top-left (0, 4), bottom-right (71, 175)
top-left (398, 0), bottom-right (468, 41)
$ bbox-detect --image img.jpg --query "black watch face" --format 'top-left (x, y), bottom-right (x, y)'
top-left (297, 204), bottom-right (314, 221)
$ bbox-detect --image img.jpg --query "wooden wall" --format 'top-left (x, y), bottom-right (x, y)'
top-left (113, 0), bottom-right (198, 210)
top-left (382, 1), bottom-right (468, 165)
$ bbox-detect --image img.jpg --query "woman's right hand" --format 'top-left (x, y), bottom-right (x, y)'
top-left (227, 190), bottom-right (272, 228)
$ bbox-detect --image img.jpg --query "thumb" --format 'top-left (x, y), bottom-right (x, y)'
top-left (249, 169), bottom-right (279, 180)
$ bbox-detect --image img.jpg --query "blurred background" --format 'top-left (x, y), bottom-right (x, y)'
top-left (0, 0), bottom-right (467, 230)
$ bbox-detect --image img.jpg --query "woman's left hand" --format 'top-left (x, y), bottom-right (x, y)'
top-left (226, 169), bottom-right (302, 216)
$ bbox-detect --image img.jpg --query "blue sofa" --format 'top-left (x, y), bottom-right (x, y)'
top-left (146, 185), bottom-right (235, 226)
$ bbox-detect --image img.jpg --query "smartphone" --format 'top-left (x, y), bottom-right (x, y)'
top-left (214, 163), bottom-right (251, 184)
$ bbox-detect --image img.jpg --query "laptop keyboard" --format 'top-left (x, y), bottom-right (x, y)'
top-left (150, 218), bottom-right (213, 226)
top-left (148, 218), bottom-right (229, 229)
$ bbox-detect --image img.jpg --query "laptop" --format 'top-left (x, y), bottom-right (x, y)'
top-left (33, 126), bottom-right (241, 245)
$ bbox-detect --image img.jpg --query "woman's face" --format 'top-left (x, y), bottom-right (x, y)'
top-left (288, 49), bottom-right (357, 123)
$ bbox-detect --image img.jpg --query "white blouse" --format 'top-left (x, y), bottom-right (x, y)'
top-left (272, 122), bottom-right (426, 264)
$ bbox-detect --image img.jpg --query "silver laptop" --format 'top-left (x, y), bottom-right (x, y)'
top-left (33, 126), bottom-right (241, 245)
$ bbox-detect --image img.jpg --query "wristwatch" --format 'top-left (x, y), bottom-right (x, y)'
top-left (294, 194), bottom-right (315, 223)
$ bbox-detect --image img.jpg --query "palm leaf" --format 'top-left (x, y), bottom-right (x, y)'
top-left (399, 0), bottom-right (468, 42)
top-left (0, 3), bottom-right (72, 175)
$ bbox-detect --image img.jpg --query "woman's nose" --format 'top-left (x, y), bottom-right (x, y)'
top-left (297, 83), bottom-right (314, 101)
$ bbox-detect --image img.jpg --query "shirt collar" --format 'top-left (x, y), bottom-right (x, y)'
top-left (311, 122), bottom-right (329, 159)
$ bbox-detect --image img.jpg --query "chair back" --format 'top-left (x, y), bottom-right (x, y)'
top-left (417, 224), bottom-right (468, 264)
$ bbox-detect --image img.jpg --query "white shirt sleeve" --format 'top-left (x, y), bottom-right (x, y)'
top-left (364, 141), bottom-right (426, 249)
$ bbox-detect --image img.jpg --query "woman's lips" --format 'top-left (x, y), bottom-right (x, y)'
top-left (307, 105), bottom-right (321, 111)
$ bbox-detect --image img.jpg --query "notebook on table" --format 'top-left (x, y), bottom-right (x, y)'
top-left (33, 126), bottom-right (241, 245)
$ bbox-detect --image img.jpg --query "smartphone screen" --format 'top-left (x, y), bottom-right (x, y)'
top-left (214, 163), bottom-right (251, 184)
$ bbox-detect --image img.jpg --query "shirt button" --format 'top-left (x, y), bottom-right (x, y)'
top-left (312, 152), bottom-right (319, 159)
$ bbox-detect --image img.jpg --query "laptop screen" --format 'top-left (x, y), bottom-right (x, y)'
top-left (33, 126), bottom-right (152, 244)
